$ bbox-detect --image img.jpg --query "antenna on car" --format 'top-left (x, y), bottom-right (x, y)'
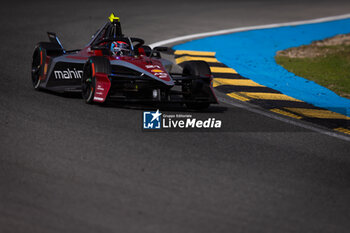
top-left (108, 13), bottom-right (120, 23)
top-left (108, 13), bottom-right (123, 37)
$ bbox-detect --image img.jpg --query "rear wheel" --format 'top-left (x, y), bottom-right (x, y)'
top-left (82, 56), bottom-right (111, 104)
top-left (182, 61), bottom-right (212, 110)
top-left (31, 47), bottom-right (44, 90)
top-left (31, 42), bottom-right (64, 90)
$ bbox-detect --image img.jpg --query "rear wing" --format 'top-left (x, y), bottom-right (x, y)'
top-left (47, 32), bottom-right (65, 52)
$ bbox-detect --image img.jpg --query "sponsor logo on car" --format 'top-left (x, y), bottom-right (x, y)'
top-left (151, 69), bottom-right (163, 73)
top-left (54, 68), bottom-right (83, 80)
top-left (146, 65), bottom-right (168, 80)
top-left (145, 65), bottom-right (161, 69)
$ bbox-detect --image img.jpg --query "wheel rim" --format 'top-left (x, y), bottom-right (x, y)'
top-left (31, 49), bottom-right (41, 88)
top-left (82, 62), bottom-right (93, 101)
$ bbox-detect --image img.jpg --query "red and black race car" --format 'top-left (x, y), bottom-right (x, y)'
top-left (31, 14), bottom-right (217, 109)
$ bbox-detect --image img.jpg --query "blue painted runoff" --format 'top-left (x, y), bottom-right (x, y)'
top-left (174, 18), bottom-right (350, 117)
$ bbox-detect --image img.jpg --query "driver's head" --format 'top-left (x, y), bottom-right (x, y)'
top-left (111, 41), bottom-right (130, 56)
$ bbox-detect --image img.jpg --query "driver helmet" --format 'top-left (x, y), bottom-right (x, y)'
top-left (111, 41), bottom-right (130, 56)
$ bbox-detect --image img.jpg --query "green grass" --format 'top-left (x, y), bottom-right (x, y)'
top-left (275, 45), bottom-right (350, 98)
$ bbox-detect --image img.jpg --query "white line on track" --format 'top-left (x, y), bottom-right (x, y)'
top-left (150, 13), bottom-right (350, 141)
top-left (149, 13), bottom-right (350, 48)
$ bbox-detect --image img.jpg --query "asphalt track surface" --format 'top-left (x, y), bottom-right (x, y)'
top-left (1, 1), bottom-right (350, 232)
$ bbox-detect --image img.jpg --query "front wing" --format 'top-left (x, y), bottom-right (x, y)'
top-left (93, 73), bottom-right (218, 104)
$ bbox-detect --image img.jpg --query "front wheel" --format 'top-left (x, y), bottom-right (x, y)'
top-left (181, 61), bottom-right (213, 110)
top-left (82, 56), bottom-right (111, 104)
top-left (81, 61), bottom-right (95, 104)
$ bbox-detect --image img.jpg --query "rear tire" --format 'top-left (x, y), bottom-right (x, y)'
top-left (31, 47), bottom-right (44, 90)
top-left (82, 56), bottom-right (111, 104)
top-left (31, 42), bottom-right (64, 90)
top-left (181, 61), bottom-right (212, 110)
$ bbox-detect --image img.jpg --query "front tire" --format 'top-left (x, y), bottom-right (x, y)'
top-left (82, 56), bottom-right (111, 104)
top-left (81, 61), bottom-right (95, 104)
top-left (181, 61), bottom-right (212, 110)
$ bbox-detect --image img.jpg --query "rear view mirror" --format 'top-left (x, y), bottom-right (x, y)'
top-left (153, 47), bottom-right (174, 54)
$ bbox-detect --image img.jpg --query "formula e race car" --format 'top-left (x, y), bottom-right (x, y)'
top-left (31, 13), bottom-right (217, 109)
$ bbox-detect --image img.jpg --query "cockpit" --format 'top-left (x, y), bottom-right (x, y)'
top-left (87, 13), bottom-right (145, 57)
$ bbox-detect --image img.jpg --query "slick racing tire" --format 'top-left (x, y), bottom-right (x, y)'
top-left (31, 46), bottom-right (45, 90)
top-left (31, 42), bottom-right (65, 90)
top-left (82, 56), bottom-right (111, 104)
top-left (182, 61), bottom-right (212, 110)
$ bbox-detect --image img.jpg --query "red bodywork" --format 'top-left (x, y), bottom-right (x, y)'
top-left (34, 22), bottom-right (217, 106)
top-left (63, 46), bottom-right (172, 102)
